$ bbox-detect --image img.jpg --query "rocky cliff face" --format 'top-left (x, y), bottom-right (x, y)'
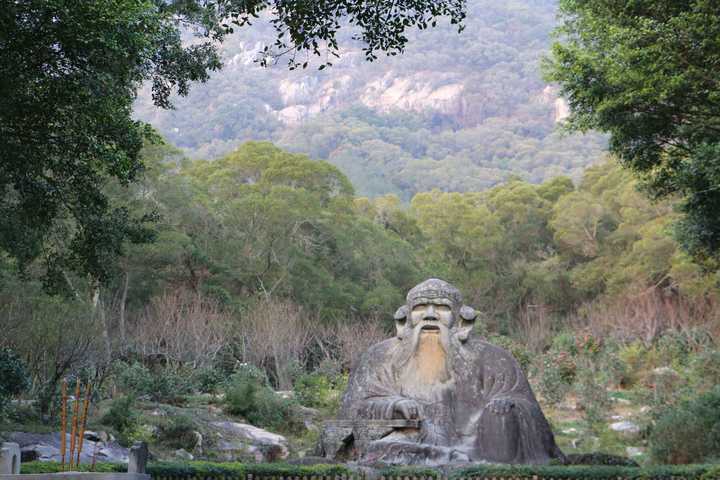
top-left (274, 71), bottom-right (473, 126)
top-left (133, 0), bottom-right (607, 198)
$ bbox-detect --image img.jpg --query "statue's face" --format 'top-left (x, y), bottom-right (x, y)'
top-left (410, 299), bottom-right (454, 336)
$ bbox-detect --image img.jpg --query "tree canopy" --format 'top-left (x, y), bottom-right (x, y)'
top-left (0, 0), bottom-right (466, 289)
top-left (544, 0), bottom-right (720, 263)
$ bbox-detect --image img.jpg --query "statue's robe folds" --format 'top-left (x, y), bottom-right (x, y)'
top-left (339, 335), bottom-right (564, 465)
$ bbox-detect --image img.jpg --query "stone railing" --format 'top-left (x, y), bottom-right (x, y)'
top-left (0, 442), bottom-right (150, 480)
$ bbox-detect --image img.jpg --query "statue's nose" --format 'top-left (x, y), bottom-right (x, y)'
top-left (423, 305), bottom-right (438, 321)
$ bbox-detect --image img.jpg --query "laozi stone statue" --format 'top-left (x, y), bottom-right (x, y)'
top-left (318, 278), bottom-right (564, 465)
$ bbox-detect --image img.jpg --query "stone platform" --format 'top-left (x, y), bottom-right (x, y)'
top-left (318, 419), bottom-right (421, 460)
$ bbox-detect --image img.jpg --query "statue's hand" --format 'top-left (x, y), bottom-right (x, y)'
top-left (393, 399), bottom-right (421, 420)
top-left (487, 398), bottom-right (515, 415)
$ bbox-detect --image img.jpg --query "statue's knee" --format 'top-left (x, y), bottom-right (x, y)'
top-left (475, 409), bottom-right (520, 463)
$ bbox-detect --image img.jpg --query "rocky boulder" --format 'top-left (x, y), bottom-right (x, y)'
top-left (7, 432), bottom-right (128, 464)
top-left (609, 421), bottom-right (641, 437)
top-left (210, 421), bottom-right (288, 462)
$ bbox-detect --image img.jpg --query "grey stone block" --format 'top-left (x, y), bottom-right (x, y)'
top-left (0, 443), bottom-right (21, 474)
top-left (127, 443), bottom-right (148, 475)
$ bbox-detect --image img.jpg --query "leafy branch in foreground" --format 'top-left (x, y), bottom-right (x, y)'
top-left (0, 0), bottom-right (464, 291)
top-left (544, 0), bottom-right (720, 265)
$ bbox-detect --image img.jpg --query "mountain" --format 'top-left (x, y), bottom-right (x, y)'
top-left (133, 0), bottom-right (607, 199)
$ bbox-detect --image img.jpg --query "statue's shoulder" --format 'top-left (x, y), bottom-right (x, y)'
top-left (465, 336), bottom-right (520, 364)
top-left (359, 337), bottom-right (398, 363)
top-left (363, 337), bottom-right (400, 357)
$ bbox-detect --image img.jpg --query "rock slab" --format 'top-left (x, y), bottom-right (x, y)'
top-left (7, 432), bottom-right (128, 464)
top-left (210, 421), bottom-right (288, 462)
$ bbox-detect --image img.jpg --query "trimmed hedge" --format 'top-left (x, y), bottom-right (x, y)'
top-left (452, 464), bottom-right (720, 480)
top-left (19, 461), bottom-right (720, 480)
top-left (21, 462), bottom-right (125, 474)
top-left (21, 461), bottom-right (351, 477)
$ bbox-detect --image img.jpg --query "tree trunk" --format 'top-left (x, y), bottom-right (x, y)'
top-left (93, 286), bottom-right (112, 364)
top-left (119, 271), bottom-right (129, 348)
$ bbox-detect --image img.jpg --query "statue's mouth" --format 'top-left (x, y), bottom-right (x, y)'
top-left (421, 324), bottom-right (441, 334)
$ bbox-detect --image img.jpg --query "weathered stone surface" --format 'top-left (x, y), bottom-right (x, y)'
top-left (128, 442), bottom-right (148, 474)
top-left (83, 431), bottom-right (109, 444)
top-left (1, 443), bottom-right (21, 474)
top-left (609, 421), bottom-right (640, 436)
top-left (7, 432), bottom-right (128, 464)
top-left (626, 446), bottom-right (644, 458)
top-left (318, 278), bottom-right (564, 465)
top-left (173, 449), bottom-right (194, 461)
top-left (210, 421), bottom-right (288, 462)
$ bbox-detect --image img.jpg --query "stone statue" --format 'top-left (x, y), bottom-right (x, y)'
top-left (318, 279), bottom-right (564, 465)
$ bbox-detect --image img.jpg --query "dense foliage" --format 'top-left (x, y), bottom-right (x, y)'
top-left (0, 348), bottom-right (30, 417)
top-left (0, 0), bottom-right (219, 288)
top-left (0, 0), bottom-right (461, 286)
top-left (545, 0), bottom-right (720, 263)
top-left (650, 387), bottom-right (720, 464)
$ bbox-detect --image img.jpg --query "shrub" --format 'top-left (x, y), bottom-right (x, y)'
top-left (655, 331), bottom-right (693, 367)
top-left (573, 353), bottom-right (613, 433)
top-left (617, 341), bottom-right (651, 388)
top-left (191, 366), bottom-right (225, 394)
top-left (294, 373), bottom-right (334, 409)
top-left (0, 348), bottom-right (30, 416)
top-left (114, 361), bottom-right (195, 403)
top-left (689, 350), bottom-right (720, 392)
top-left (223, 369), bottom-right (303, 433)
top-left (649, 386), bottom-right (720, 464)
top-left (114, 361), bottom-right (153, 395)
top-left (101, 395), bottom-right (140, 446)
top-left (562, 452), bottom-right (639, 466)
top-left (536, 351), bottom-right (574, 406)
top-left (551, 332), bottom-right (579, 356)
top-left (159, 415), bottom-right (198, 450)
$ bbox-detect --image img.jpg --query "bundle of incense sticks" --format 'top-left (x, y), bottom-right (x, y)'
top-left (59, 379), bottom-right (92, 470)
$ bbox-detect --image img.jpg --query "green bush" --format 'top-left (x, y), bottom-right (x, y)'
top-left (649, 386), bottom-right (720, 464)
top-left (561, 452), bottom-right (639, 466)
top-left (551, 332), bottom-right (579, 356)
top-left (655, 331), bottom-right (693, 367)
top-left (294, 370), bottom-right (347, 413)
top-left (159, 414), bottom-right (198, 450)
top-left (294, 373), bottom-right (332, 409)
top-left (536, 351), bottom-right (574, 406)
top-left (191, 366), bottom-right (225, 394)
top-left (573, 352), bottom-right (613, 433)
top-left (0, 348), bottom-right (30, 416)
top-left (223, 369), bottom-right (303, 433)
top-left (689, 350), bottom-right (720, 392)
top-left (114, 361), bottom-right (195, 403)
top-left (100, 395), bottom-right (140, 446)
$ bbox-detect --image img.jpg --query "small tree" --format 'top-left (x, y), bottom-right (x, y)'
top-left (0, 348), bottom-right (30, 416)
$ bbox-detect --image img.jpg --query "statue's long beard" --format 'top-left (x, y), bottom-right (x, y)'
top-left (396, 326), bottom-right (453, 396)
top-left (412, 332), bottom-right (451, 383)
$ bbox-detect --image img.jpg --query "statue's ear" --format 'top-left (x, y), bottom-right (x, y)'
top-left (457, 305), bottom-right (477, 342)
top-left (394, 305), bottom-right (409, 339)
top-left (459, 305), bottom-right (477, 325)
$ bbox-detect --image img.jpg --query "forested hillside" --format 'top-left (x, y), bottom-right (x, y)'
top-left (3, 140), bottom-right (719, 462)
top-left (133, 0), bottom-right (607, 199)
